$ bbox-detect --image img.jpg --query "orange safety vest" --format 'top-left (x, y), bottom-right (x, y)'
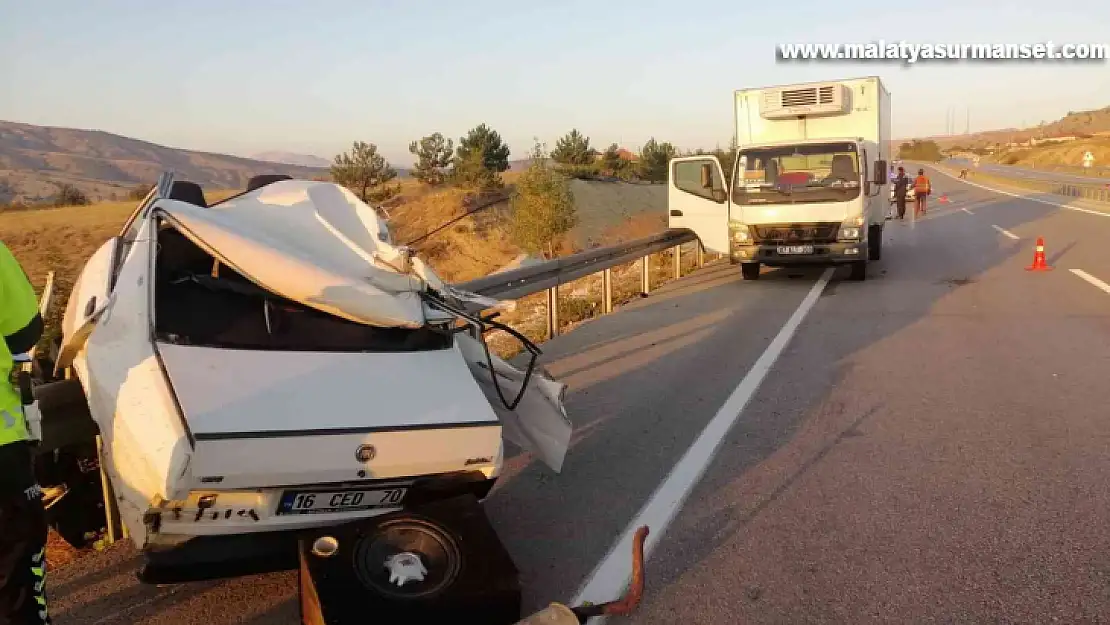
top-left (914, 175), bottom-right (930, 194)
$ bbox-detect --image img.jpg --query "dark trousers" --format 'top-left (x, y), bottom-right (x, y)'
top-left (0, 443), bottom-right (51, 625)
top-left (896, 197), bottom-right (907, 219)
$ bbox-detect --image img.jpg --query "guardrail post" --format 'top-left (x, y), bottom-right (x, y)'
top-left (602, 268), bottom-right (613, 314)
top-left (695, 241), bottom-right (704, 268)
top-left (547, 285), bottom-right (559, 339)
top-left (673, 245), bottom-right (682, 280)
top-left (641, 256), bottom-right (651, 295)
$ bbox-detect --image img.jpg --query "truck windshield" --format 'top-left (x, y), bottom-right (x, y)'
top-left (732, 142), bottom-right (861, 205)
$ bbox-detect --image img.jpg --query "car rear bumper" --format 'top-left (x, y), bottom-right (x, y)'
top-left (144, 470), bottom-right (497, 544)
top-left (731, 241), bottom-right (867, 266)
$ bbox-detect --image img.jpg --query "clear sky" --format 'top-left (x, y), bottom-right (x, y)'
top-left (2, 0), bottom-right (1107, 165)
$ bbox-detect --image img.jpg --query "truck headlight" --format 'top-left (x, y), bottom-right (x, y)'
top-left (838, 216), bottom-right (864, 241)
top-left (729, 222), bottom-right (751, 244)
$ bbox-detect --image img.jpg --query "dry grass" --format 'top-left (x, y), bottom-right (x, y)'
top-left (0, 190), bottom-right (242, 343)
top-left (387, 174), bottom-right (523, 282)
top-left (988, 138), bottom-right (1110, 170)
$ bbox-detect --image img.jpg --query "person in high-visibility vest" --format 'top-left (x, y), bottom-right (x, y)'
top-left (0, 238), bottom-right (50, 625)
top-left (914, 169), bottom-right (931, 217)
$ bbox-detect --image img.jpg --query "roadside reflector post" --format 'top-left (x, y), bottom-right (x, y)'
top-left (695, 241), bottom-right (704, 268)
top-left (673, 245), bottom-right (682, 280)
top-left (547, 285), bottom-right (560, 339)
top-left (641, 256), bottom-right (651, 295)
top-left (602, 269), bottom-right (613, 314)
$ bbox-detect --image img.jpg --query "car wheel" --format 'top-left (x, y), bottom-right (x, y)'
top-left (741, 262), bottom-right (760, 280)
top-left (868, 225), bottom-right (882, 260)
top-left (849, 261), bottom-right (867, 281)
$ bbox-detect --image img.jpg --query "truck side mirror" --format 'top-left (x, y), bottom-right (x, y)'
top-left (874, 160), bottom-right (888, 185)
top-left (700, 163), bottom-right (713, 189)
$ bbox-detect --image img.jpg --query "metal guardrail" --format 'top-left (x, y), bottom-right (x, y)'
top-left (1016, 163), bottom-right (1110, 179)
top-left (457, 228), bottom-right (705, 338)
top-left (935, 164), bottom-right (1110, 205)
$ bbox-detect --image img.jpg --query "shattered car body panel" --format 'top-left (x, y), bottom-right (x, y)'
top-left (56, 177), bottom-right (572, 552)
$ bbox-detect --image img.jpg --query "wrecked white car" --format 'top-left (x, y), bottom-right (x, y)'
top-left (45, 174), bottom-right (571, 565)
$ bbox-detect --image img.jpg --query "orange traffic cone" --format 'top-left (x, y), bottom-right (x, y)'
top-left (939, 194), bottom-right (949, 204)
top-left (1025, 237), bottom-right (1053, 271)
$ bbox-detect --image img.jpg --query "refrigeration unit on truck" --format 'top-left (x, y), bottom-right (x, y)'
top-left (668, 76), bottom-right (891, 281)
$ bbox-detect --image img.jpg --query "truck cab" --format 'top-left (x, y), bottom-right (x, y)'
top-left (669, 77), bottom-right (890, 281)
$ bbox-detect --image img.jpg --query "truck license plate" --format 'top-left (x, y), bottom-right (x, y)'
top-left (777, 245), bottom-right (814, 255)
top-left (278, 487), bottom-right (408, 515)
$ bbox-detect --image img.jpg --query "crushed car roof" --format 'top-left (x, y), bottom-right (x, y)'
top-left (153, 180), bottom-right (437, 328)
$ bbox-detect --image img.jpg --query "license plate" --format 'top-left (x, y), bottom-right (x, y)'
top-left (777, 245), bottom-right (814, 255)
top-left (278, 487), bottom-right (408, 515)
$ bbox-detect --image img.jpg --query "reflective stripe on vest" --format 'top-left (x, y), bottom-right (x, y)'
top-left (0, 404), bottom-right (29, 446)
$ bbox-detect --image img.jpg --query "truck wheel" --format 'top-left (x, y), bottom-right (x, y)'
top-left (741, 262), bottom-right (760, 280)
top-left (868, 225), bottom-right (882, 260)
top-left (849, 261), bottom-right (867, 281)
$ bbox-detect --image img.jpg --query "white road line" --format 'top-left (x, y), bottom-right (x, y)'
top-left (961, 207), bottom-right (974, 215)
top-left (932, 167), bottom-right (1110, 218)
top-left (991, 225), bottom-right (1020, 240)
top-left (1070, 269), bottom-right (1110, 295)
top-left (570, 267), bottom-right (834, 612)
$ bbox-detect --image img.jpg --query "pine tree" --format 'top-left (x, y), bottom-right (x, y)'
top-left (408, 132), bottom-right (454, 185)
top-left (330, 141), bottom-right (398, 202)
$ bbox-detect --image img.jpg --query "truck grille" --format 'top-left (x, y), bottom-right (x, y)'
top-left (752, 223), bottom-right (839, 244)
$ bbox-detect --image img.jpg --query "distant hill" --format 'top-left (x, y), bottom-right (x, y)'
top-left (251, 151), bottom-right (332, 168)
top-left (895, 105), bottom-right (1110, 150)
top-left (0, 120), bottom-right (328, 204)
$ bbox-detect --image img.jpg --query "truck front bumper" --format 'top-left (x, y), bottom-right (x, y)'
top-left (731, 241), bottom-right (867, 266)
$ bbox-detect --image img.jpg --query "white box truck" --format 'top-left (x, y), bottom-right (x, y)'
top-left (668, 76), bottom-right (891, 281)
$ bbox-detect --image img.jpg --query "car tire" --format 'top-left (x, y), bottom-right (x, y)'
top-left (868, 225), bottom-right (882, 261)
top-left (849, 260), bottom-right (867, 281)
top-left (741, 262), bottom-right (760, 280)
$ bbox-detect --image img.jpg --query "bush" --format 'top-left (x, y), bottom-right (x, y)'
top-left (450, 150), bottom-right (503, 191)
top-left (898, 139), bottom-right (944, 162)
top-left (53, 184), bottom-right (90, 207)
top-left (637, 138), bottom-right (676, 182)
top-left (128, 183), bottom-right (154, 201)
top-left (508, 141), bottom-right (578, 260)
top-left (555, 162), bottom-right (602, 180)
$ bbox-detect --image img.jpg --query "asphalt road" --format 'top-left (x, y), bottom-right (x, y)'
top-left (947, 158), bottom-right (1109, 185)
top-left (49, 170), bottom-right (1110, 623)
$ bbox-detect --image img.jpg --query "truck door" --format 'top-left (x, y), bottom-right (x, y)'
top-left (668, 156), bottom-right (730, 254)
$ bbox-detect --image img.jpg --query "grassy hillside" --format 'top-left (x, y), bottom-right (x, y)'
top-left (989, 136), bottom-right (1110, 168)
top-left (0, 120), bottom-right (327, 204)
top-left (896, 105), bottom-right (1110, 151)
